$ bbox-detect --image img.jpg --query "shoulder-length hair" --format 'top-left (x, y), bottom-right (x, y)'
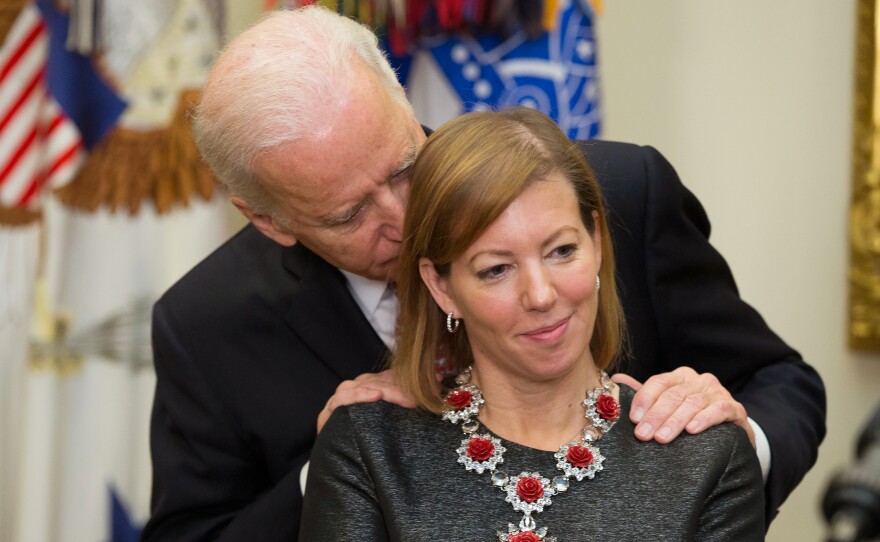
top-left (393, 107), bottom-right (626, 413)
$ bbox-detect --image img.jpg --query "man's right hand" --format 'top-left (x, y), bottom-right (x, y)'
top-left (317, 370), bottom-right (417, 433)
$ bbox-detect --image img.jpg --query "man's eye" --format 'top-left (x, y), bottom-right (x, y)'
top-left (392, 165), bottom-right (414, 183)
top-left (337, 207), bottom-right (364, 226)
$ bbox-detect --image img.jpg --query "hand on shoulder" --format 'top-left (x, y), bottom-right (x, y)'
top-left (317, 370), bottom-right (417, 433)
top-left (613, 367), bottom-right (756, 448)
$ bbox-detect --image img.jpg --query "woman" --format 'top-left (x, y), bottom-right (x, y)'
top-left (299, 107), bottom-right (764, 541)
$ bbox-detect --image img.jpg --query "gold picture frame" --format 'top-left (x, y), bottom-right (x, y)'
top-left (850, 0), bottom-right (880, 349)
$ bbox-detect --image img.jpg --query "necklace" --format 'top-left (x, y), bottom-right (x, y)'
top-left (441, 368), bottom-right (620, 542)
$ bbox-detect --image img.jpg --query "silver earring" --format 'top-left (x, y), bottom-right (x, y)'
top-left (446, 312), bottom-right (460, 333)
top-left (596, 276), bottom-right (601, 291)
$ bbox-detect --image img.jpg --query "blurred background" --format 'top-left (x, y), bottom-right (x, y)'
top-left (1, 1), bottom-right (877, 540)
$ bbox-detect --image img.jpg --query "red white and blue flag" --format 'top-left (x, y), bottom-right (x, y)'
top-left (1, 2), bottom-right (228, 542)
top-left (0, 0), bottom-right (125, 213)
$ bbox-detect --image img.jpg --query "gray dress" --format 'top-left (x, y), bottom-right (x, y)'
top-left (300, 386), bottom-right (765, 541)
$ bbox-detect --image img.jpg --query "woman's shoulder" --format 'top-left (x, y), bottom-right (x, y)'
top-left (312, 402), bottom-right (436, 465)
top-left (321, 401), bottom-right (444, 446)
top-left (610, 384), bottom-right (762, 506)
top-left (342, 400), bottom-right (435, 426)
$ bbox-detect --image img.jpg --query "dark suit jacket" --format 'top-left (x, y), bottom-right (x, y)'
top-left (142, 141), bottom-right (824, 541)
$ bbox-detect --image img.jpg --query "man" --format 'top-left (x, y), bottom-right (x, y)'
top-left (142, 6), bottom-right (825, 541)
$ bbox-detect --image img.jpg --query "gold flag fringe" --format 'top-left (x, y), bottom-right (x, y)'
top-left (54, 89), bottom-right (218, 216)
top-left (0, 0), bottom-right (28, 44)
top-left (0, 206), bottom-right (40, 226)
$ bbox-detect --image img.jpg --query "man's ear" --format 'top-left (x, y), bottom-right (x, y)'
top-left (418, 258), bottom-right (459, 317)
top-left (231, 196), bottom-right (298, 247)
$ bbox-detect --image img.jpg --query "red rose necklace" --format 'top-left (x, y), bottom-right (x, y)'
top-left (442, 368), bottom-right (620, 542)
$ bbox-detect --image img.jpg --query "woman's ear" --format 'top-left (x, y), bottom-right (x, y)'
top-left (419, 258), bottom-right (459, 316)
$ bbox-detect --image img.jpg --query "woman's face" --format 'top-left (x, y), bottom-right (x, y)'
top-left (421, 173), bottom-right (602, 383)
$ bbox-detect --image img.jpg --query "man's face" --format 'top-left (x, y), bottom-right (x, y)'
top-left (252, 70), bottom-right (426, 282)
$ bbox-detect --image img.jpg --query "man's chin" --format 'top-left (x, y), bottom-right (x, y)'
top-left (332, 252), bottom-right (400, 282)
top-left (372, 259), bottom-right (398, 283)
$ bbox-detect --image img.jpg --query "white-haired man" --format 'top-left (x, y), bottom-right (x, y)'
top-left (143, 6), bottom-right (824, 540)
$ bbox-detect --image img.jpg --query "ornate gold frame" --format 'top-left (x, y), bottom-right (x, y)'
top-left (849, 0), bottom-right (880, 349)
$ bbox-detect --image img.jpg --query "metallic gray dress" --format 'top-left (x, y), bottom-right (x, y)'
top-left (300, 386), bottom-right (765, 541)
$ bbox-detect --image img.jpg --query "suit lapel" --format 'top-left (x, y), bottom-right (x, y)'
top-left (281, 245), bottom-right (390, 380)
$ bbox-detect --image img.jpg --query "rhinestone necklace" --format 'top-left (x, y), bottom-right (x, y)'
top-left (441, 368), bottom-right (620, 542)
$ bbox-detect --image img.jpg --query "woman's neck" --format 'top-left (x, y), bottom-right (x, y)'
top-left (469, 362), bottom-right (607, 452)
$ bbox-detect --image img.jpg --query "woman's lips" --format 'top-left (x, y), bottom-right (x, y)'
top-left (521, 317), bottom-right (570, 343)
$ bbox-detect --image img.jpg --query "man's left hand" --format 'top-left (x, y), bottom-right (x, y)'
top-left (317, 370), bottom-right (415, 434)
top-left (612, 367), bottom-right (756, 448)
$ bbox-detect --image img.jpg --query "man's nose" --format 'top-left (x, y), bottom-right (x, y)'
top-left (377, 185), bottom-right (406, 240)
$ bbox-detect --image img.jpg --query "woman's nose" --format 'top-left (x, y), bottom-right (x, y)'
top-left (521, 266), bottom-right (557, 311)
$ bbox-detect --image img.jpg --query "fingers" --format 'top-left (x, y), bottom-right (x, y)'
top-left (610, 372), bottom-right (643, 392)
top-left (629, 367), bottom-right (697, 426)
top-left (636, 386), bottom-right (708, 443)
top-left (683, 398), bottom-right (755, 447)
top-left (630, 367), bottom-right (749, 445)
top-left (317, 385), bottom-right (383, 433)
top-left (350, 370), bottom-right (416, 409)
top-left (316, 371), bottom-right (417, 434)
top-left (683, 394), bottom-right (736, 434)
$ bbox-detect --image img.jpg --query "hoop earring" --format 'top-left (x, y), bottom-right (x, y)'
top-left (447, 312), bottom-right (460, 334)
top-left (596, 276), bottom-right (601, 291)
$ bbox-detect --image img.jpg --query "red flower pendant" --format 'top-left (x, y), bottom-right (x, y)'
top-left (595, 394), bottom-right (620, 421)
top-left (565, 445), bottom-right (594, 468)
top-left (516, 477), bottom-right (545, 503)
top-left (446, 389), bottom-right (472, 410)
top-left (466, 437), bottom-right (495, 461)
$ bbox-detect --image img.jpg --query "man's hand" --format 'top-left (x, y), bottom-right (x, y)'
top-left (612, 367), bottom-right (756, 448)
top-left (317, 370), bottom-right (417, 433)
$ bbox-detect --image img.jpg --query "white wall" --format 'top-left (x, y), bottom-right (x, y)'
top-left (597, 2), bottom-right (880, 540)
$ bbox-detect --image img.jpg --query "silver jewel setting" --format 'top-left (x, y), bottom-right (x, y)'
top-left (583, 387), bottom-right (618, 433)
top-left (441, 384), bottom-right (484, 424)
top-left (503, 472), bottom-right (555, 514)
top-left (457, 434), bottom-right (506, 474)
top-left (442, 370), bottom-right (618, 541)
top-left (554, 442), bottom-right (604, 481)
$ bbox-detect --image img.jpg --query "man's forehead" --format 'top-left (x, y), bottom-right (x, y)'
top-left (257, 131), bottom-right (416, 221)
top-left (253, 64), bottom-right (422, 208)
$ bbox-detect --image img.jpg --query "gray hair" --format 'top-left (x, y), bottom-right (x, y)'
top-left (193, 6), bottom-right (410, 215)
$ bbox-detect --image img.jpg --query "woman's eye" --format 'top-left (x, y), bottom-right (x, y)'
top-left (477, 264), bottom-right (508, 280)
top-left (551, 244), bottom-right (578, 259)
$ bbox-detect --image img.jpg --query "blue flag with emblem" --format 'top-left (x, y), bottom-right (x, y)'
top-left (390, 2), bottom-right (600, 139)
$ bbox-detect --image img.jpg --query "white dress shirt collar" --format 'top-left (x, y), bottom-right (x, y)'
top-left (340, 270), bottom-right (388, 316)
top-left (340, 270), bottom-right (397, 349)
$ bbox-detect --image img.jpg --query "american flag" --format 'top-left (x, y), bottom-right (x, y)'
top-left (0, 1), bottom-right (126, 212)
